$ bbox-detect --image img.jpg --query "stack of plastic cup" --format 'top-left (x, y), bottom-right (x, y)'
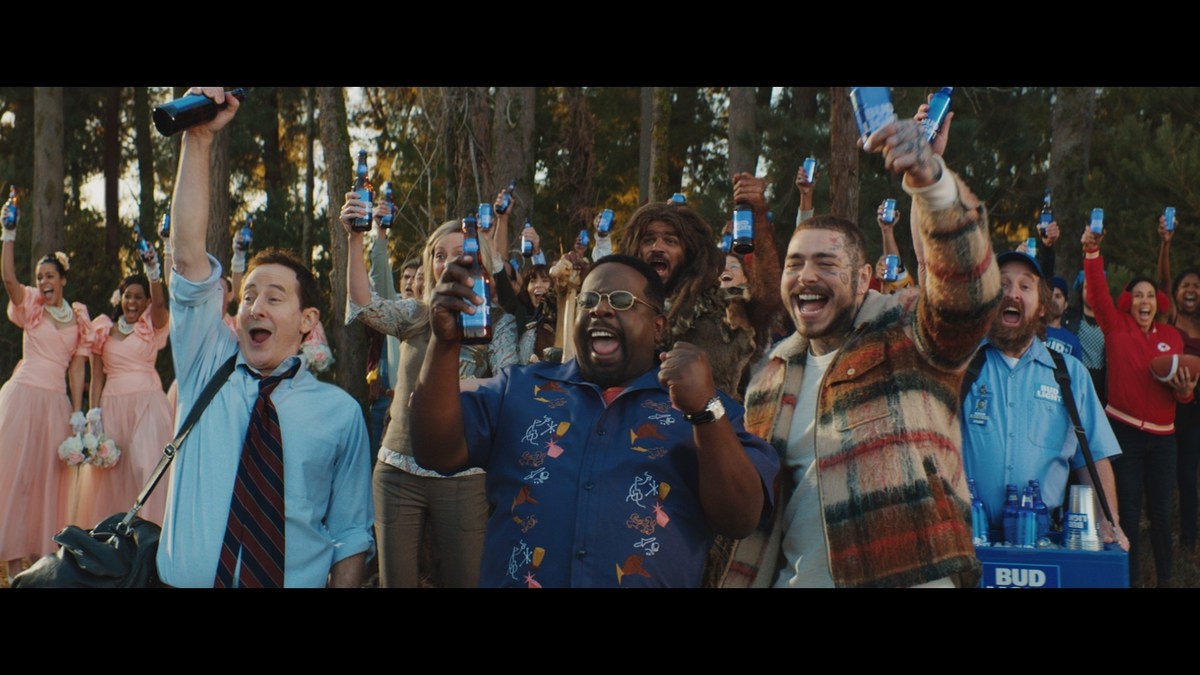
top-left (1064, 484), bottom-right (1102, 551)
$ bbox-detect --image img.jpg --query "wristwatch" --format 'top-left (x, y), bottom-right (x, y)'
top-left (684, 396), bottom-right (725, 425)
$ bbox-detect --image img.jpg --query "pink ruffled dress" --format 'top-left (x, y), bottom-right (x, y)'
top-left (0, 287), bottom-right (92, 560)
top-left (75, 309), bottom-right (172, 526)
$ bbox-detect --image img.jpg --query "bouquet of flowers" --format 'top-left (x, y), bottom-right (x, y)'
top-left (58, 423), bottom-right (121, 468)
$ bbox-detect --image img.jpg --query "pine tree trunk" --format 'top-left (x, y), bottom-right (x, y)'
top-left (491, 86), bottom-right (535, 250)
top-left (648, 87), bottom-right (671, 203)
top-left (639, 87), bottom-right (652, 205)
top-left (134, 87), bottom-right (156, 240)
top-left (303, 87), bottom-right (315, 264)
top-left (728, 87), bottom-right (759, 177)
top-left (1048, 86), bottom-right (1097, 279)
top-left (103, 86), bottom-right (121, 268)
top-left (32, 87), bottom-right (64, 272)
top-left (205, 120), bottom-right (231, 263)
top-left (828, 86), bottom-right (859, 224)
top-left (317, 86), bottom-right (366, 403)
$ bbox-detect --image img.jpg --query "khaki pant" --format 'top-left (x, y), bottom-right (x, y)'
top-left (372, 461), bottom-right (488, 588)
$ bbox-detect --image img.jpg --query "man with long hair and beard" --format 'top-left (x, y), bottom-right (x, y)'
top-left (613, 174), bottom-right (780, 402)
top-left (961, 251), bottom-right (1127, 551)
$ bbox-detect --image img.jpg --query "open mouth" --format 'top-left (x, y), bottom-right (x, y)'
top-left (1137, 306), bottom-right (1153, 322)
top-left (1001, 306), bottom-right (1023, 326)
top-left (588, 327), bottom-right (621, 358)
top-left (647, 256), bottom-right (670, 278)
top-left (793, 293), bottom-right (829, 317)
top-left (249, 328), bottom-right (272, 345)
top-left (41, 287), bottom-right (54, 300)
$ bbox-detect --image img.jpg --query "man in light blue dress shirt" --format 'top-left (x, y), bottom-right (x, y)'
top-left (155, 87), bottom-right (373, 588)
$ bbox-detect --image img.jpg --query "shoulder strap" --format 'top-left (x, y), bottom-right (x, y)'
top-left (1047, 348), bottom-right (1117, 529)
top-left (119, 353), bottom-right (239, 529)
top-left (959, 347), bottom-right (989, 405)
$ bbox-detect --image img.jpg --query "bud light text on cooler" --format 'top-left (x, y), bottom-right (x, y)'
top-left (1165, 206), bottom-right (1175, 232)
top-left (732, 204), bottom-right (754, 255)
top-left (920, 87), bottom-right (953, 142)
top-left (459, 214), bottom-right (493, 345)
top-left (1090, 208), bottom-right (1104, 235)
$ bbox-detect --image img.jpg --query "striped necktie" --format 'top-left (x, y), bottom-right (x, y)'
top-left (214, 361), bottom-right (301, 588)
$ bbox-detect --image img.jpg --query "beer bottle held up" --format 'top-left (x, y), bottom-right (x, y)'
top-left (153, 88), bottom-right (248, 137)
top-left (351, 150), bottom-right (374, 233)
top-left (496, 179), bottom-right (517, 215)
top-left (459, 214), bottom-right (493, 345)
top-left (1, 186), bottom-right (18, 230)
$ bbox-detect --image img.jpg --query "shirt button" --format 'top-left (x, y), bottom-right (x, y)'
top-left (577, 549), bottom-right (587, 558)
top-left (584, 482), bottom-right (594, 490)
top-left (597, 428), bottom-right (606, 436)
top-left (847, 368), bottom-right (856, 376)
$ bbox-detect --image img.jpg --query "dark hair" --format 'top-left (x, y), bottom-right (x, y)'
top-left (517, 264), bottom-right (552, 313)
top-left (247, 247), bottom-right (321, 311)
top-left (615, 202), bottom-right (721, 323)
top-left (1125, 276), bottom-right (1158, 294)
top-left (794, 214), bottom-right (869, 270)
top-left (37, 253), bottom-right (68, 279)
top-left (1173, 268), bottom-right (1200, 297)
top-left (113, 273), bottom-right (151, 321)
top-left (120, 273), bottom-right (150, 297)
top-left (401, 258), bottom-right (420, 272)
top-left (589, 254), bottom-right (667, 313)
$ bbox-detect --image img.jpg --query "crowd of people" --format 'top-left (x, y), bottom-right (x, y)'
top-left (0, 86), bottom-right (1197, 588)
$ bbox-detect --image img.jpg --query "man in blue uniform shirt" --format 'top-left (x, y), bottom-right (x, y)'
top-left (410, 253), bottom-right (778, 587)
top-left (157, 87), bottom-right (373, 588)
top-left (962, 251), bottom-right (1127, 549)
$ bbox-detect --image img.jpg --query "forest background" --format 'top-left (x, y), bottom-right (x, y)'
top-left (0, 86), bottom-right (1195, 406)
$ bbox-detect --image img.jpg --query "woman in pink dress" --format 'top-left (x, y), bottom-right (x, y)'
top-left (77, 259), bottom-right (171, 526)
top-left (0, 230), bottom-right (92, 579)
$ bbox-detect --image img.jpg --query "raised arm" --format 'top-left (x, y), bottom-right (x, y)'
top-left (170, 87), bottom-right (240, 283)
top-left (139, 245), bottom-right (169, 329)
top-left (867, 119), bottom-right (1000, 370)
top-left (1157, 215), bottom-right (1175, 322)
top-left (733, 173), bottom-right (783, 341)
top-left (410, 254), bottom-right (483, 474)
top-left (1081, 228), bottom-right (1118, 334)
top-left (1, 201), bottom-right (22, 307)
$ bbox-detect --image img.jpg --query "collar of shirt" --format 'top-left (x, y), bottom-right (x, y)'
top-left (984, 336), bottom-right (1055, 371)
top-left (538, 357), bottom-right (667, 401)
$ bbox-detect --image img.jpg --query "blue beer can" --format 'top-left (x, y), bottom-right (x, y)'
top-left (882, 198), bottom-right (896, 224)
top-left (1090, 208), bottom-right (1104, 234)
top-left (1165, 206), bottom-right (1176, 232)
top-left (803, 157), bottom-right (817, 184)
top-left (595, 208), bottom-right (614, 236)
top-left (849, 87), bottom-right (897, 145)
top-left (578, 229), bottom-right (590, 248)
top-left (478, 203), bottom-right (493, 232)
top-left (1026, 237), bottom-right (1037, 259)
top-left (670, 193), bottom-right (687, 205)
top-left (883, 254), bottom-right (900, 282)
